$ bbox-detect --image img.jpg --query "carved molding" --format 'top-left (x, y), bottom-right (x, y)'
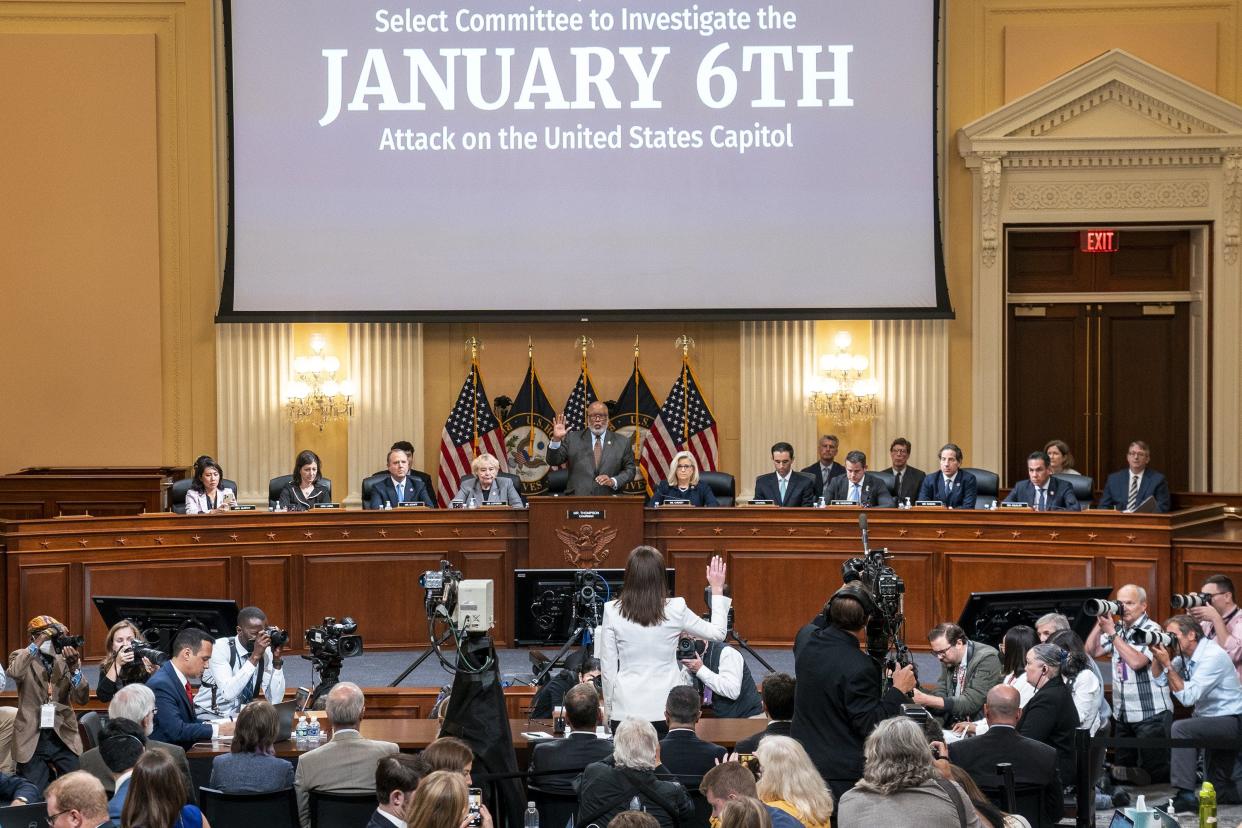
top-left (1225, 154), bottom-right (1242, 266)
top-left (980, 153), bottom-right (1003, 268)
top-left (1009, 80), bottom-right (1222, 139)
top-left (1008, 180), bottom-right (1210, 212)
top-left (1002, 151), bottom-right (1224, 169)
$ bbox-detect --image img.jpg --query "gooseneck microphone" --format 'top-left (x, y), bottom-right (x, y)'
top-left (859, 512), bottom-right (871, 554)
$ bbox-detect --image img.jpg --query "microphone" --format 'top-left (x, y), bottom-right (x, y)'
top-left (859, 512), bottom-right (870, 554)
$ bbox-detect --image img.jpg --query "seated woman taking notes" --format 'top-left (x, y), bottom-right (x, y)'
top-left (649, 450), bottom-right (719, 507)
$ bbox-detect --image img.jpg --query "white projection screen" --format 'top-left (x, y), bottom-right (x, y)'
top-left (219, 0), bottom-right (949, 321)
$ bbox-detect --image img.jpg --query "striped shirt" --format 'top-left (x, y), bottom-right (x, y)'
top-left (1100, 613), bottom-right (1173, 723)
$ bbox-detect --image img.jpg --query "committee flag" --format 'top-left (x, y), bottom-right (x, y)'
top-left (561, 366), bottom-right (599, 432)
top-left (502, 356), bottom-right (557, 498)
top-left (639, 359), bottom-right (720, 490)
top-left (436, 361), bottom-right (508, 507)
top-left (610, 358), bottom-right (661, 496)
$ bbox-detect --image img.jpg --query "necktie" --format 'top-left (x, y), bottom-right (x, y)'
top-left (1037, 488), bottom-right (1046, 511)
top-left (850, 483), bottom-right (860, 504)
top-left (238, 648), bottom-right (263, 704)
top-left (779, 478), bottom-right (787, 502)
top-left (895, 471), bottom-right (903, 492)
top-left (395, 482), bottom-right (404, 503)
top-left (184, 680), bottom-right (194, 704)
top-left (593, 436), bottom-right (603, 469)
top-left (1126, 474), bottom-right (1140, 511)
top-left (945, 477), bottom-right (954, 496)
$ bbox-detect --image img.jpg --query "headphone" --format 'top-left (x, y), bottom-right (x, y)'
top-left (826, 583), bottom-right (879, 622)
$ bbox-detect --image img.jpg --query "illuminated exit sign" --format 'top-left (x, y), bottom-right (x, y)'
top-left (1080, 229), bottom-right (1119, 253)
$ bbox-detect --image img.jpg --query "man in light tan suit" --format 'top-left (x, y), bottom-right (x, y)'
top-left (295, 681), bottom-right (397, 828)
top-left (7, 615), bottom-right (90, 790)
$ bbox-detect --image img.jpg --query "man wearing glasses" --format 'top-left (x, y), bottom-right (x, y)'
top-left (1192, 575), bottom-right (1242, 682)
top-left (547, 401), bottom-right (637, 496)
top-left (45, 770), bottom-right (115, 827)
top-left (912, 622), bottom-right (1002, 725)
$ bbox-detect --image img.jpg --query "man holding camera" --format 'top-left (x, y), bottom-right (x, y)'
top-left (194, 606), bottom-right (286, 719)
top-left (679, 636), bottom-right (764, 719)
top-left (1086, 585), bottom-right (1173, 785)
top-left (7, 615), bottom-right (90, 789)
top-left (1191, 575), bottom-right (1242, 682)
top-left (1150, 614), bottom-right (1242, 810)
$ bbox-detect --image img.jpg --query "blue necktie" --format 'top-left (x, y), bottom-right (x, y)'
top-left (395, 482), bottom-right (404, 503)
top-left (850, 483), bottom-right (860, 503)
top-left (779, 478), bottom-right (787, 502)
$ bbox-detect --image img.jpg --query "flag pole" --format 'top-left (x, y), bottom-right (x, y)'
top-left (632, 336), bottom-right (642, 457)
top-left (527, 338), bottom-right (536, 455)
top-left (466, 336), bottom-right (482, 453)
top-left (675, 335), bottom-right (694, 448)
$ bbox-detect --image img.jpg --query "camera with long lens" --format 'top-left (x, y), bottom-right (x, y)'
top-left (305, 616), bottom-right (364, 661)
top-left (1128, 628), bottom-right (1176, 648)
top-left (264, 626), bottom-right (290, 648)
top-left (841, 529), bottom-right (912, 675)
top-left (125, 643), bottom-right (167, 665)
top-left (1083, 598), bottom-right (1123, 617)
top-left (51, 632), bottom-right (85, 653)
top-left (1171, 593), bottom-right (1210, 610)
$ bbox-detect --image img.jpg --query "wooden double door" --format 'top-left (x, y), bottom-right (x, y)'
top-left (1005, 229), bottom-right (1192, 490)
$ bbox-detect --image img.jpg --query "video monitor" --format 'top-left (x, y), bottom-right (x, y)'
top-left (92, 596), bottom-right (239, 656)
top-left (513, 568), bottom-right (676, 646)
top-left (955, 586), bottom-right (1113, 649)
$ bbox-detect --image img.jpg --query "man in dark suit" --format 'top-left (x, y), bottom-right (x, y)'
top-left (790, 587), bottom-right (917, 800)
top-left (149, 628), bottom-right (234, 749)
top-left (949, 685), bottom-right (1063, 828)
top-left (1098, 440), bottom-right (1172, 512)
top-left (753, 442), bottom-right (816, 506)
top-left (1004, 451), bottom-right (1081, 511)
top-left (917, 442), bottom-right (978, 509)
top-left (368, 754), bottom-right (429, 828)
top-left (734, 672), bottom-right (795, 755)
top-left (79, 683), bottom-right (194, 802)
top-left (46, 771), bottom-right (118, 828)
top-left (825, 451), bottom-right (897, 508)
top-left (658, 686), bottom-right (726, 789)
top-left (882, 437), bottom-right (926, 504)
top-left (546, 401), bottom-right (637, 495)
top-left (529, 683), bottom-right (613, 795)
top-left (365, 447), bottom-right (435, 509)
top-left (801, 434), bottom-right (846, 498)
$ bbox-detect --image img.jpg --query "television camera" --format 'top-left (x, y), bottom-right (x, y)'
top-left (303, 616), bottom-right (364, 708)
top-left (840, 513), bottom-right (914, 674)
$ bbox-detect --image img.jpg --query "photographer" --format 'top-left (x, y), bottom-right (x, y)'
top-left (1190, 575), bottom-right (1242, 682)
top-left (195, 606), bottom-right (287, 719)
top-left (97, 620), bottom-right (159, 704)
top-left (7, 615), bottom-right (90, 789)
top-left (790, 587), bottom-right (915, 801)
top-left (679, 635), bottom-right (764, 719)
top-left (1150, 614), bottom-right (1242, 811)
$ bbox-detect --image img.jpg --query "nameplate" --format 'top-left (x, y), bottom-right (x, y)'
top-left (313, 503), bottom-right (340, 509)
top-left (479, 502), bottom-right (509, 507)
top-left (914, 500), bottom-right (946, 508)
top-left (568, 509), bottom-right (605, 520)
top-left (397, 502), bottom-right (427, 508)
top-left (829, 500), bottom-right (861, 507)
top-left (999, 501), bottom-right (1029, 509)
top-left (747, 499), bottom-right (776, 506)
top-left (659, 499), bottom-right (692, 507)
top-left (230, 504), bottom-right (257, 511)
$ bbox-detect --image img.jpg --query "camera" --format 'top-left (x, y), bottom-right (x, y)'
top-left (1171, 593), bottom-right (1211, 609)
top-left (421, 561), bottom-right (464, 617)
top-left (51, 632), bottom-right (85, 653)
top-left (676, 636), bottom-right (704, 660)
top-left (1128, 628), bottom-right (1176, 648)
top-left (841, 517), bottom-right (913, 675)
top-left (1083, 598), bottom-right (1123, 617)
top-left (421, 560), bottom-right (494, 633)
top-left (304, 617), bottom-right (364, 661)
top-left (264, 626), bottom-right (290, 648)
top-left (737, 753), bottom-right (761, 775)
top-left (125, 643), bottom-right (167, 665)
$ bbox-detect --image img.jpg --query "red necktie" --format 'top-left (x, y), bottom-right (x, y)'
top-left (185, 681), bottom-right (194, 703)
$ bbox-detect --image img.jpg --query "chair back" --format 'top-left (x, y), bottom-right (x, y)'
top-left (687, 790), bottom-right (714, 828)
top-left (545, 468), bottom-right (569, 495)
top-left (308, 790), bottom-right (377, 828)
top-left (1053, 473), bottom-right (1094, 506)
top-left (978, 781), bottom-right (1046, 828)
top-left (963, 467), bottom-right (999, 503)
top-left (77, 710), bottom-right (107, 751)
top-left (412, 469), bottom-right (435, 497)
top-left (530, 784), bottom-right (578, 828)
top-left (870, 469), bottom-right (897, 498)
top-left (199, 786), bottom-right (298, 828)
top-left (172, 478), bottom-right (240, 513)
top-left (269, 475), bottom-right (332, 507)
top-left (361, 471), bottom-right (387, 507)
top-left (698, 471), bottom-right (736, 506)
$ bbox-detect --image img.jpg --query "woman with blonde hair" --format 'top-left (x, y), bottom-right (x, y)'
top-left (451, 452), bottom-right (523, 507)
top-left (754, 736), bottom-right (834, 828)
top-left (404, 769), bottom-right (488, 828)
top-left (720, 796), bottom-right (774, 828)
top-left (97, 620), bottom-right (157, 703)
top-left (650, 451), bottom-right (719, 507)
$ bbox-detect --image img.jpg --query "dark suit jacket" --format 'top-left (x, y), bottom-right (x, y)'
top-left (365, 475), bottom-right (435, 509)
top-left (949, 725), bottom-right (1063, 828)
top-left (825, 474), bottom-right (897, 508)
top-left (367, 810), bottom-right (399, 828)
top-left (1016, 675), bottom-right (1081, 785)
top-left (650, 480), bottom-right (719, 507)
top-left (529, 732), bottom-right (615, 795)
top-left (733, 720), bottom-right (792, 755)
top-left (917, 470), bottom-right (979, 509)
top-left (1097, 468), bottom-right (1171, 512)
top-left (753, 471), bottom-right (816, 507)
top-left (1004, 477), bottom-right (1081, 511)
top-left (546, 430), bottom-right (637, 495)
top-left (658, 729), bottom-right (727, 788)
top-left (0, 770), bottom-right (40, 805)
top-left (801, 461), bottom-right (845, 497)
top-left (882, 465), bottom-right (927, 503)
top-left (149, 662), bottom-right (212, 748)
top-left (81, 738), bottom-right (194, 801)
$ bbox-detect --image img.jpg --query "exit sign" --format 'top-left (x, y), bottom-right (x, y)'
top-left (1080, 229), bottom-right (1119, 253)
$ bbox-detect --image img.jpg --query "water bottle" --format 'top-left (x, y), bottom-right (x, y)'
top-left (308, 717), bottom-right (321, 740)
top-left (524, 801), bottom-right (539, 828)
top-left (1199, 781), bottom-right (1217, 827)
top-left (295, 716), bottom-right (308, 740)
top-left (384, 500), bottom-right (392, 510)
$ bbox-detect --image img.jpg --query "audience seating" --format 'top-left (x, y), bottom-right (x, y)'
top-left (529, 784), bottom-right (578, 828)
top-left (963, 467), bottom-right (999, 505)
top-left (199, 787), bottom-right (298, 828)
top-left (308, 790), bottom-right (377, 828)
top-left (1053, 473), bottom-right (1094, 506)
top-left (78, 710), bottom-right (106, 751)
top-left (170, 478), bottom-right (240, 513)
top-left (268, 475), bottom-right (333, 508)
top-left (698, 471), bottom-right (736, 506)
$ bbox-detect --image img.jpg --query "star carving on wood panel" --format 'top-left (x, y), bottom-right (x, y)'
top-left (378, 528), bottom-right (388, 537)
top-left (823, 528), bottom-right (833, 536)
top-left (303, 531), bottom-right (314, 539)
top-left (787, 527), bottom-right (798, 535)
top-left (488, 528), bottom-right (498, 536)
top-left (115, 538), bottom-right (128, 546)
top-left (1087, 532), bottom-right (1098, 541)
top-left (452, 528), bottom-right (462, 536)
top-left (266, 532), bottom-right (277, 540)
top-left (898, 528), bottom-right (909, 536)
top-left (974, 530), bottom-right (984, 538)
top-left (676, 528), bottom-right (686, 535)
top-left (229, 534), bottom-right (240, 541)
top-left (39, 540), bottom-right (50, 548)
top-left (415, 528), bottom-right (424, 536)
top-left (750, 528), bottom-right (761, 535)
top-left (154, 536), bottom-right (165, 545)
top-left (338, 530), bottom-right (350, 538)
top-left (712, 527), bottom-right (722, 535)
top-left (191, 535), bottom-right (202, 543)
top-left (1126, 534), bottom-right (1137, 543)
top-left (936, 529), bottom-right (947, 537)
top-left (1048, 531), bottom-right (1060, 540)
top-left (1011, 531), bottom-right (1022, 539)
top-left (78, 539), bottom-right (89, 547)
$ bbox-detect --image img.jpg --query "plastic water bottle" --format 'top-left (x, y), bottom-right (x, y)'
top-left (295, 716), bottom-right (308, 740)
top-left (1199, 781), bottom-right (1217, 827)
top-left (524, 801), bottom-right (539, 828)
top-left (308, 717), bottom-right (321, 740)
top-left (384, 500), bottom-right (392, 510)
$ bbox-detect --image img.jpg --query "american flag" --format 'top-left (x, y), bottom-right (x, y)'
top-left (640, 362), bottom-right (719, 487)
top-left (436, 363), bottom-right (509, 507)
top-left (561, 368), bottom-right (599, 432)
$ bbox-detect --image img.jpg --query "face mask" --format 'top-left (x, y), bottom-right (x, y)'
top-left (38, 640), bottom-right (55, 656)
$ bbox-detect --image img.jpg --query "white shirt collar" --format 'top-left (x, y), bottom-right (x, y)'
top-left (115, 768), bottom-right (135, 787)
top-left (376, 809), bottom-right (406, 828)
top-left (171, 663), bottom-right (191, 688)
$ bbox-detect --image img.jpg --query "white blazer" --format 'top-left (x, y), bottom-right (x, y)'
top-left (598, 595), bottom-right (731, 722)
top-left (185, 487), bottom-right (235, 514)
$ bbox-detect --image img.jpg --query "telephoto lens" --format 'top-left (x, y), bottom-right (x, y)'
top-left (1170, 593), bottom-right (1210, 609)
top-left (1128, 628), bottom-right (1175, 648)
top-left (1083, 599), bottom-right (1123, 617)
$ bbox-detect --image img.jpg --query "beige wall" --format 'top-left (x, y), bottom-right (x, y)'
top-left (1, 1), bottom-right (1236, 480)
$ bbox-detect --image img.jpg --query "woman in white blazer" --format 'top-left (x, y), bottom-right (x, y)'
top-left (185, 456), bottom-right (235, 514)
top-left (598, 546), bottom-right (729, 732)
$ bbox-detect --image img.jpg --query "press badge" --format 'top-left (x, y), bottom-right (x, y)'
top-left (40, 703), bottom-right (55, 729)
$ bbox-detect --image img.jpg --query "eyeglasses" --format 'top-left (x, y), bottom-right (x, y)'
top-left (46, 811), bottom-right (72, 825)
top-left (930, 645), bottom-right (955, 657)
top-left (586, 413), bottom-right (608, 420)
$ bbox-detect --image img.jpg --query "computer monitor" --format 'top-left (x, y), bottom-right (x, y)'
top-left (954, 586), bottom-right (1114, 649)
top-left (513, 568), bottom-right (676, 646)
top-left (92, 595), bottom-right (239, 656)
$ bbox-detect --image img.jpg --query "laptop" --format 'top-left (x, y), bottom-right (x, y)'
top-left (0, 802), bottom-right (48, 828)
top-left (1107, 811), bottom-right (1135, 828)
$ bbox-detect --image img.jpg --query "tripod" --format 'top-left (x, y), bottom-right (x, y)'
top-left (304, 656), bottom-right (342, 709)
top-left (725, 621), bottom-right (775, 672)
top-left (388, 629), bottom-right (454, 687)
top-left (531, 619), bottom-right (593, 689)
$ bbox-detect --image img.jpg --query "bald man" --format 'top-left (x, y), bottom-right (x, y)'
top-left (547, 401), bottom-right (637, 495)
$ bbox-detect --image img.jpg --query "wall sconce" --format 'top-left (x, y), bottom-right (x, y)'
top-left (807, 331), bottom-right (879, 425)
top-left (285, 335), bottom-right (356, 431)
